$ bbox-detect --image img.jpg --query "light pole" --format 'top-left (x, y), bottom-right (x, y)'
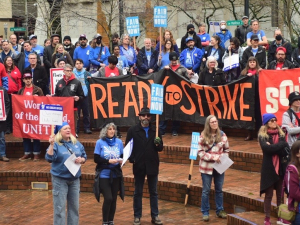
top-left (4, 23), bottom-right (8, 39)
top-left (244, 0), bottom-right (249, 17)
top-left (25, 0), bottom-right (28, 38)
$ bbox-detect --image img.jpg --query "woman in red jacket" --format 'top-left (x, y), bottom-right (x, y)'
top-left (3, 56), bottom-right (22, 134)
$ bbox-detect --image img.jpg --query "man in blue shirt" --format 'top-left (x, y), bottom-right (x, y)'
top-left (29, 34), bottom-right (44, 65)
top-left (246, 19), bottom-right (268, 47)
top-left (73, 34), bottom-right (91, 69)
top-left (180, 37), bottom-right (203, 75)
top-left (213, 20), bottom-right (232, 49)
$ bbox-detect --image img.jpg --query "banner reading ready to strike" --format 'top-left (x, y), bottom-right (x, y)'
top-left (12, 95), bottom-right (75, 140)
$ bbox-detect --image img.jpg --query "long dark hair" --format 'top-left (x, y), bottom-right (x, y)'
top-left (212, 35), bottom-right (221, 48)
top-left (290, 140), bottom-right (300, 177)
top-left (4, 56), bottom-right (15, 72)
top-left (240, 56), bottom-right (261, 76)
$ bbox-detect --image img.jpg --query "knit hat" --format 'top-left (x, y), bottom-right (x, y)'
top-left (169, 52), bottom-right (178, 61)
top-left (54, 122), bottom-right (69, 135)
top-left (63, 35), bottom-right (71, 42)
top-left (57, 58), bottom-right (66, 65)
top-left (262, 113), bottom-right (276, 125)
top-left (276, 46), bottom-right (286, 53)
top-left (288, 91), bottom-right (300, 106)
top-left (187, 24), bottom-right (194, 31)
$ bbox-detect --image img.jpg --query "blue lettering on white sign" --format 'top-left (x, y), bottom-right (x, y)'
top-left (40, 104), bottom-right (63, 111)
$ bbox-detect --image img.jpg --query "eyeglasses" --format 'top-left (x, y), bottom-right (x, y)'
top-left (210, 120), bottom-right (218, 124)
top-left (269, 119), bottom-right (277, 123)
top-left (64, 70), bottom-right (72, 73)
top-left (79, 38), bottom-right (86, 41)
top-left (140, 114), bottom-right (151, 117)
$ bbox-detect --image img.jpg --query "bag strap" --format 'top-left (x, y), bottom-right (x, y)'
top-left (7, 71), bottom-right (18, 89)
top-left (288, 108), bottom-right (300, 126)
top-left (281, 165), bottom-right (299, 209)
top-left (97, 46), bottom-right (104, 62)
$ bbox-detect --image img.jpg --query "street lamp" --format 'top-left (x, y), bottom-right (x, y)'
top-left (25, 0), bottom-right (28, 38)
top-left (244, 0), bottom-right (249, 17)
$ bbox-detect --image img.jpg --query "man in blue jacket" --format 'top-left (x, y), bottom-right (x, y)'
top-left (180, 37), bottom-right (203, 75)
top-left (73, 34), bottom-right (91, 69)
top-left (136, 38), bottom-right (159, 75)
top-left (214, 20), bottom-right (232, 49)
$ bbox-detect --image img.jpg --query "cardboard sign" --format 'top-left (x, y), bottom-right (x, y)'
top-left (39, 104), bottom-right (63, 125)
top-left (209, 21), bottom-right (220, 34)
top-left (0, 90), bottom-right (6, 121)
top-left (223, 54), bottom-right (240, 72)
top-left (126, 16), bottom-right (140, 37)
top-left (190, 132), bottom-right (200, 160)
top-left (150, 84), bottom-right (164, 115)
top-left (154, 6), bottom-right (167, 27)
top-left (50, 68), bottom-right (64, 95)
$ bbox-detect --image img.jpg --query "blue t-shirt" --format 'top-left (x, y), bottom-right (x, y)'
top-left (247, 30), bottom-right (266, 42)
top-left (94, 138), bottom-right (123, 179)
top-left (145, 50), bottom-right (151, 66)
top-left (210, 47), bottom-right (219, 60)
top-left (73, 46), bottom-right (91, 68)
top-left (197, 33), bottom-right (211, 43)
top-left (252, 48), bottom-right (258, 56)
top-left (184, 51), bottom-right (193, 68)
top-left (160, 51), bottom-right (170, 70)
top-left (32, 45), bottom-right (44, 56)
top-left (143, 126), bottom-right (150, 138)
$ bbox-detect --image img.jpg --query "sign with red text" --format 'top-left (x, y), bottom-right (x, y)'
top-left (50, 68), bottom-right (64, 95)
top-left (0, 90), bottom-right (6, 121)
top-left (259, 68), bottom-right (300, 125)
top-left (12, 95), bottom-right (74, 140)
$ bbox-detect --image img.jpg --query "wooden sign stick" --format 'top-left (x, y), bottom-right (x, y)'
top-left (184, 159), bottom-right (194, 206)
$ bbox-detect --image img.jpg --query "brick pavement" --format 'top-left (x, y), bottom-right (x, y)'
top-left (0, 190), bottom-right (228, 225)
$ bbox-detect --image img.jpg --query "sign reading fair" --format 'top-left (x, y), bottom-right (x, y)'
top-left (190, 132), bottom-right (200, 160)
top-left (150, 84), bottom-right (164, 115)
top-left (154, 6), bottom-right (167, 27)
top-left (126, 16), bottom-right (140, 37)
top-left (39, 104), bottom-right (63, 126)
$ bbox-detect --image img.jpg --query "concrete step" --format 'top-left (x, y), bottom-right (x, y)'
top-left (227, 211), bottom-right (278, 225)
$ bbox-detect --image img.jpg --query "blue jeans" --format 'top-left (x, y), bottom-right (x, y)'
top-left (0, 131), bottom-right (6, 157)
top-left (77, 96), bottom-right (91, 131)
top-left (52, 175), bottom-right (80, 225)
top-left (201, 170), bottom-right (225, 216)
top-left (23, 138), bottom-right (41, 154)
top-left (293, 213), bottom-right (300, 225)
top-left (134, 174), bottom-right (159, 218)
top-left (159, 120), bottom-right (180, 134)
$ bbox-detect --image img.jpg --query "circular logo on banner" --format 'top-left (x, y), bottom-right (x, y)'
top-left (165, 84), bottom-right (182, 105)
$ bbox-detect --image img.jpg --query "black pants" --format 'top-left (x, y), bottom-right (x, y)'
top-left (99, 177), bottom-right (120, 222)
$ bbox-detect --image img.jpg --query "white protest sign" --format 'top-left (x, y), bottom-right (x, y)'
top-left (121, 138), bottom-right (133, 168)
top-left (150, 84), bottom-right (164, 115)
top-left (39, 104), bottom-right (63, 125)
top-left (223, 54), bottom-right (239, 72)
top-left (0, 90), bottom-right (6, 121)
top-left (50, 68), bottom-right (64, 95)
top-left (209, 21), bottom-right (220, 34)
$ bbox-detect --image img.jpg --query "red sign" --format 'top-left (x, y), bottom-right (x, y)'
top-left (12, 95), bottom-right (75, 140)
top-left (0, 90), bottom-right (6, 121)
top-left (259, 68), bottom-right (300, 125)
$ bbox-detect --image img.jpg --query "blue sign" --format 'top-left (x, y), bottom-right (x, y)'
top-left (150, 84), bottom-right (164, 115)
top-left (189, 132), bottom-right (200, 160)
top-left (154, 6), bottom-right (167, 27)
top-left (126, 16), bottom-right (140, 37)
top-left (40, 104), bottom-right (63, 111)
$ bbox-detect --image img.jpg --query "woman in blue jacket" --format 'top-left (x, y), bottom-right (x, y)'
top-left (119, 34), bottom-right (137, 74)
top-left (94, 122), bottom-right (124, 225)
top-left (46, 122), bottom-right (87, 225)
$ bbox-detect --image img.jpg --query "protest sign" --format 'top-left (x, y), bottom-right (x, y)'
top-left (189, 132), bottom-right (200, 160)
top-left (150, 84), bottom-right (164, 115)
top-left (39, 104), bottom-right (63, 126)
top-left (154, 6), bottom-right (168, 27)
top-left (0, 90), bottom-right (6, 121)
top-left (223, 54), bottom-right (240, 72)
top-left (126, 17), bottom-right (140, 37)
top-left (50, 68), bottom-right (64, 95)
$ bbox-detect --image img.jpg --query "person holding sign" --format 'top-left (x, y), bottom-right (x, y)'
top-left (198, 115), bottom-right (229, 222)
top-left (18, 73), bottom-right (44, 161)
top-left (155, 30), bottom-right (179, 55)
top-left (137, 38), bottom-right (159, 75)
top-left (46, 122), bottom-right (87, 225)
top-left (0, 87), bottom-right (10, 162)
top-left (125, 107), bottom-right (163, 225)
top-left (94, 122), bottom-right (124, 225)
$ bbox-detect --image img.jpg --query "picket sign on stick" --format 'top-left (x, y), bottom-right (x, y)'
top-left (154, 6), bottom-right (167, 55)
top-left (185, 132), bottom-right (200, 206)
top-left (149, 84), bottom-right (164, 137)
top-left (229, 49), bottom-right (232, 68)
top-left (159, 27), bottom-right (162, 54)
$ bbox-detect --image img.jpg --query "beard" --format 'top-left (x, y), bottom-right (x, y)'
top-left (80, 42), bottom-right (87, 47)
top-left (141, 118), bottom-right (150, 126)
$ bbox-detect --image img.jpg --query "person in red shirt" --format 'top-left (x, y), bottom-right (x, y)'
top-left (98, 55), bottom-right (123, 77)
top-left (268, 47), bottom-right (295, 70)
top-left (17, 73), bottom-right (44, 161)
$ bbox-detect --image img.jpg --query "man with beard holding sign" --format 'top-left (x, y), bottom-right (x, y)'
top-left (125, 107), bottom-right (163, 225)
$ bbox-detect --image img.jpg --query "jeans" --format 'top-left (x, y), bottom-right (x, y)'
top-left (201, 170), bottom-right (225, 216)
top-left (0, 131), bottom-right (6, 157)
top-left (293, 213), bottom-right (300, 225)
top-left (134, 174), bottom-right (159, 218)
top-left (52, 175), bottom-right (80, 225)
top-left (23, 138), bottom-right (41, 154)
top-left (159, 120), bottom-right (180, 134)
top-left (77, 96), bottom-right (91, 131)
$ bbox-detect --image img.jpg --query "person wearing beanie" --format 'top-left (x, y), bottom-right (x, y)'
top-left (63, 35), bottom-right (75, 58)
top-left (291, 37), bottom-right (300, 68)
top-left (46, 122), bottom-right (87, 225)
top-left (282, 91), bottom-right (300, 148)
top-left (267, 46), bottom-right (295, 70)
top-left (56, 58), bottom-right (66, 68)
top-left (213, 20), bottom-right (232, 49)
top-left (180, 23), bottom-right (202, 51)
top-left (258, 113), bottom-right (289, 225)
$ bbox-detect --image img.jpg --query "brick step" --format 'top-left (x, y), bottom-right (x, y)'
top-left (0, 160), bottom-right (278, 217)
top-left (227, 211), bottom-right (278, 225)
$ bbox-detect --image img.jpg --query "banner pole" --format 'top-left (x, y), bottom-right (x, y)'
top-left (229, 49), bottom-right (232, 70)
top-left (184, 159), bottom-right (194, 206)
top-left (156, 114), bottom-right (159, 137)
top-left (159, 27), bottom-right (162, 54)
top-left (51, 125), bottom-right (54, 136)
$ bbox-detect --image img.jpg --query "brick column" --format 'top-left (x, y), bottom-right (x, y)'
top-left (97, 0), bottom-right (110, 46)
top-left (144, 0), bottom-right (159, 40)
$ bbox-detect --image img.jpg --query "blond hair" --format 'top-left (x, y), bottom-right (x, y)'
top-left (54, 130), bottom-right (77, 145)
top-left (258, 124), bottom-right (285, 139)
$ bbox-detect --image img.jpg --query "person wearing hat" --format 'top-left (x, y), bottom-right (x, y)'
top-left (46, 122), bottom-right (87, 225)
top-left (17, 73), bottom-right (44, 161)
top-left (73, 34), bottom-right (91, 69)
top-left (267, 46), bottom-right (295, 70)
top-left (267, 29), bottom-right (292, 64)
top-left (63, 35), bottom-right (75, 58)
top-left (234, 16), bottom-right (252, 46)
top-left (180, 24), bottom-right (202, 51)
top-left (179, 37), bottom-right (203, 75)
top-left (29, 34), bottom-right (44, 64)
top-left (241, 34), bottom-right (266, 69)
top-left (164, 51), bottom-right (189, 79)
top-left (246, 19), bottom-right (268, 47)
top-left (56, 58), bottom-right (66, 68)
top-left (258, 113), bottom-right (289, 225)
top-left (213, 20), bottom-right (232, 49)
top-left (282, 91), bottom-right (300, 148)
top-left (125, 107), bottom-right (163, 225)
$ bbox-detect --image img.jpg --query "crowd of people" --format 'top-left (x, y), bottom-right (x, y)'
top-left (1, 16), bottom-right (300, 225)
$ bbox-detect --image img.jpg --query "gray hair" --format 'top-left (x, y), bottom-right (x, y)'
top-left (99, 122), bottom-right (117, 140)
top-left (206, 56), bottom-right (218, 68)
top-left (63, 64), bottom-right (73, 70)
top-left (144, 38), bottom-right (151, 43)
top-left (28, 53), bottom-right (37, 58)
top-left (120, 34), bottom-right (130, 45)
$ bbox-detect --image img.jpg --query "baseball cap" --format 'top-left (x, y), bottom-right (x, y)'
top-left (79, 34), bottom-right (87, 40)
top-left (93, 33), bottom-right (102, 39)
top-left (250, 34), bottom-right (259, 41)
top-left (23, 73), bottom-right (32, 79)
top-left (29, 34), bottom-right (37, 40)
top-left (276, 46), bottom-right (286, 53)
top-left (185, 37), bottom-right (194, 43)
top-left (242, 16), bottom-right (249, 20)
top-left (169, 52), bottom-right (179, 61)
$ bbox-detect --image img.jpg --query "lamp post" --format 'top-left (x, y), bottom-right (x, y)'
top-left (4, 23), bottom-right (8, 39)
top-left (25, 0), bottom-right (28, 38)
top-left (244, 0), bottom-right (249, 17)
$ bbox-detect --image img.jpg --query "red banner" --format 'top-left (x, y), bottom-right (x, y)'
top-left (259, 68), bottom-right (300, 125)
top-left (12, 95), bottom-right (75, 140)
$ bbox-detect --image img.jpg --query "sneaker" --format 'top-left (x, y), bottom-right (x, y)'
top-left (133, 217), bottom-right (140, 225)
top-left (84, 129), bottom-right (92, 134)
top-left (217, 210), bottom-right (227, 219)
top-left (277, 218), bottom-right (290, 225)
top-left (19, 154), bottom-right (31, 161)
top-left (264, 216), bottom-right (271, 225)
top-left (33, 154), bottom-right (40, 161)
top-left (172, 131), bottom-right (178, 136)
top-left (151, 216), bottom-right (163, 225)
top-left (0, 156), bottom-right (9, 162)
top-left (108, 221), bottom-right (114, 225)
top-left (203, 215), bottom-right (209, 222)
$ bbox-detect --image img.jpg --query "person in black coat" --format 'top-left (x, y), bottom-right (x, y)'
top-left (125, 107), bottom-right (163, 225)
top-left (23, 53), bottom-right (48, 95)
top-left (291, 37), bottom-right (300, 68)
top-left (180, 24), bottom-right (202, 51)
top-left (235, 16), bottom-right (252, 46)
top-left (0, 87), bottom-right (10, 162)
top-left (268, 47), bottom-right (295, 70)
top-left (258, 113), bottom-right (289, 225)
top-left (43, 34), bottom-right (60, 77)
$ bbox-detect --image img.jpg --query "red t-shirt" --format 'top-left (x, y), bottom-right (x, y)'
top-left (276, 62), bottom-right (284, 70)
top-left (105, 67), bottom-right (119, 77)
top-left (23, 87), bottom-right (33, 96)
top-left (171, 64), bottom-right (180, 71)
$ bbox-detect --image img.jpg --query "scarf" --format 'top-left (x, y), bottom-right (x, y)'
top-left (267, 129), bottom-right (280, 175)
top-left (247, 69), bottom-right (257, 76)
top-left (105, 137), bottom-right (116, 146)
